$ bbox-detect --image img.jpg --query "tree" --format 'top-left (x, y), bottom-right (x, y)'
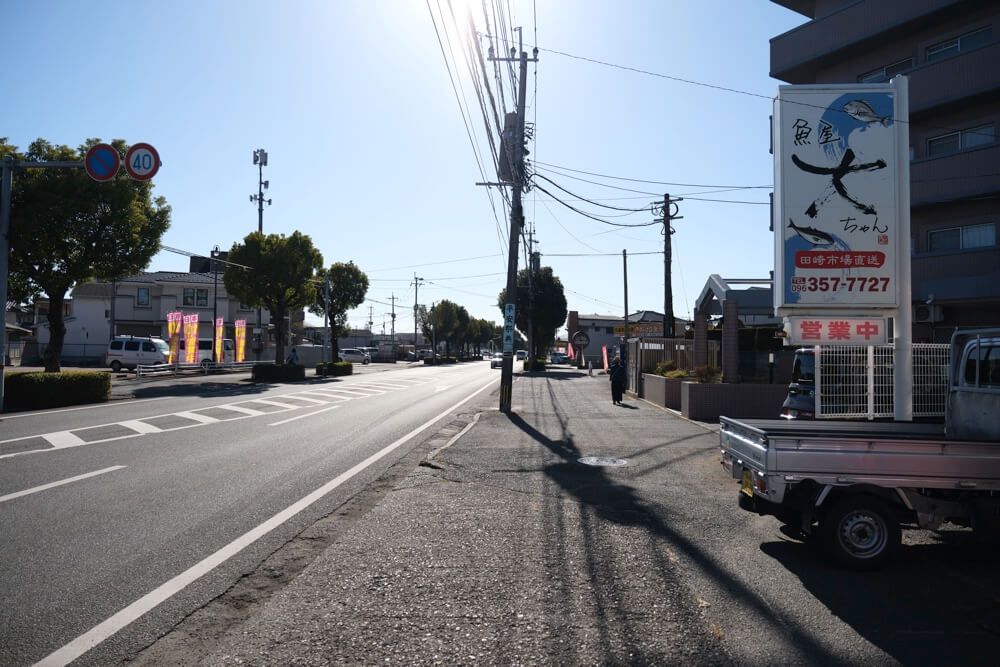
top-left (498, 266), bottom-right (567, 360)
top-left (423, 300), bottom-right (459, 357)
top-left (224, 231), bottom-right (323, 364)
top-left (308, 261), bottom-right (369, 359)
top-left (1, 137), bottom-right (171, 371)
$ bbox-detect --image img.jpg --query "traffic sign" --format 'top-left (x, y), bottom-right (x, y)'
top-left (571, 330), bottom-right (590, 350)
top-left (84, 143), bottom-right (120, 182)
top-left (124, 143), bottom-right (160, 181)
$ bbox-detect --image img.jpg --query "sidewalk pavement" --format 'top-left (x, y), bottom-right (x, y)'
top-left (148, 366), bottom-right (731, 665)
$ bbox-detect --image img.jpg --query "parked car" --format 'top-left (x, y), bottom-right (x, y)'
top-left (179, 337), bottom-right (236, 368)
top-left (550, 352), bottom-right (567, 364)
top-left (339, 348), bottom-right (370, 364)
top-left (106, 336), bottom-right (169, 372)
top-left (516, 350), bottom-right (527, 360)
top-left (419, 349), bottom-right (435, 359)
top-left (490, 352), bottom-right (504, 369)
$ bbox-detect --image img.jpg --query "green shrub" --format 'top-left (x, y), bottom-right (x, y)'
top-left (423, 356), bottom-right (457, 365)
top-left (654, 360), bottom-right (678, 376)
top-left (693, 365), bottom-right (722, 383)
top-left (4, 371), bottom-right (110, 410)
top-left (524, 359), bottom-right (546, 371)
top-left (665, 369), bottom-right (689, 379)
top-left (316, 361), bottom-right (352, 377)
top-left (252, 363), bottom-right (306, 382)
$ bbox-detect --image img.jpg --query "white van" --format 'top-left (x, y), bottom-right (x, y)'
top-left (179, 338), bottom-right (235, 367)
top-left (107, 336), bottom-right (169, 372)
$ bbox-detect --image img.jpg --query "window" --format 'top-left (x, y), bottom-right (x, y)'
top-left (927, 124), bottom-right (994, 156)
top-left (928, 222), bottom-right (996, 252)
top-left (196, 289), bottom-right (208, 307)
top-left (109, 340), bottom-right (123, 351)
top-left (858, 57), bottom-right (912, 83)
top-left (183, 288), bottom-right (195, 306)
top-left (142, 342), bottom-right (157, 352)
top-left (963, 344), bottom-right (1000, 387)
top-left (239, 301), bottom-right (252, 310)
top-left (926, 27), bottom-right (992, 63)
top-left (137, 287), bottom-right (150, 306)
top-left (606, 327), bottom-right (613, 334)
top-left (124, 341), bottom-right (140, 351)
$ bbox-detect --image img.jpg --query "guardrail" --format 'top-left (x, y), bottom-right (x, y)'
top-left (136, 360), bottom-right (273, 378)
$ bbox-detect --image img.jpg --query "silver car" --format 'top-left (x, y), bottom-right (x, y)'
top-left (339, 348), bottom-right (370, 364)
top-left (490, 352), bottom-right (504, 369)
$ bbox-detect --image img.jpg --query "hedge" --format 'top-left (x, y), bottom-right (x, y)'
top-left (252, 364), bottom-right (307, 382)
top-left (4, 371), bottom-right (111, 411)
top-left (422, 356), bottom-right (457, 365)
top-left (315, 361), bottom-right (353, 377)
top-left (524, 359), bottom-right (547, 371)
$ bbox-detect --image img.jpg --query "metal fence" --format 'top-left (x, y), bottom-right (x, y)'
top-left (136, 360), bottom-right (270, 378)
top-left (625, 338), bottom-right (720, 393)
top-left (816, 343), bottom-right (950, 419)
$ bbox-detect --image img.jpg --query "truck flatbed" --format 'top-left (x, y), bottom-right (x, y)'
top-left (721, 418), bottom-right (945, 441)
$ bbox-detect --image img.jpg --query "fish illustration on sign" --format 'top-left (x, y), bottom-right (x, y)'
top-left (788, 219), bottom-right (835, 246)
top-left (843, 99), bottom-right (891, 126)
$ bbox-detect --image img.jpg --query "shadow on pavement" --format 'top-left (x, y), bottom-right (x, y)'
top-left (501, 377), bottom-right (839, 664)
top-left (760, 534), bottom-right (999, 665)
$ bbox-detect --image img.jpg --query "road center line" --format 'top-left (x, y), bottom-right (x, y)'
top-left (0, 466), bottom-right (126, 504)
top-left (37, 376), bottom-right (497, 667)
top-left (268, 405), bottom-right (340, 426)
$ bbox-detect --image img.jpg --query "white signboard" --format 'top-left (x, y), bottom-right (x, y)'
top-left (774, 82), bottom-right (906, 312)
top-left (785, 316), bottom-right (888, 346)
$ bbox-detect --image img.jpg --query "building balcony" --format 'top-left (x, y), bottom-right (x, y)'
top-left (910, 142), bottom-right (1000, 206)
top-left (908, 42), bottom-right (1000, 114)
top-left (771, 0), bottom-right (971, 82)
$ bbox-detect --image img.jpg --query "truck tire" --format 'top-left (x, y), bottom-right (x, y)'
top-left (820, 495), bottom-right (900, 570)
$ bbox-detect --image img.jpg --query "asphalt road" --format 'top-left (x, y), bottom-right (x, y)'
top-left (0, 362), bottom-right (498, 666)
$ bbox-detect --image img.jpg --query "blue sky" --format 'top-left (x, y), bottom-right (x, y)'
top-left (4, 0), bottom-right (804, 334)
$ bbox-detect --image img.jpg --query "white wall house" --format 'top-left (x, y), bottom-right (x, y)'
top-left (35, 271), bottom-right (272, 362)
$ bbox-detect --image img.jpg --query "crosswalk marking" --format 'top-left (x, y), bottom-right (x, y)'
top-left (119, 420), bottom-right (164, 435)
top-left (42, 431), bottom-right (86, 449)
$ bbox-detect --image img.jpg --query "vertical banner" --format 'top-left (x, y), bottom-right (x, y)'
top-left (183, 313), bottom-right (199, 364)
top-left (167, 311), bottom-right (183, 364)
top-left (235, 319), bottom-right (246, 362)
top-left (214, 317), bottom-right (224, 363)
top-left (774, 83), bottom-right (902, 312)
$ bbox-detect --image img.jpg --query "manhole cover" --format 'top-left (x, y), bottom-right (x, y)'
top-left (577, 456), bottom-right (628, 467)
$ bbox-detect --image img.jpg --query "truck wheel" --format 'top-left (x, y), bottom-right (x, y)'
top-left (820, 496), bottom-right (900, 570)
top-left (111, 361), bottom-right (122, 373)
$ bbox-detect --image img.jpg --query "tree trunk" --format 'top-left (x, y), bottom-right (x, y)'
top-left (272, 304), bottom-right (287, 364)
top-left (43, 290), bottom-right (68, 372)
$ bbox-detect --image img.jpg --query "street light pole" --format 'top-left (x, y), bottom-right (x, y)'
top-left (211, 245), bottom-right (220, 363)
top-left (250, 149), bottom-right (271, 360)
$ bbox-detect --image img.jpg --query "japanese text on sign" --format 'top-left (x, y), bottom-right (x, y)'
top-left (787, 316), bottom-right (887, 345)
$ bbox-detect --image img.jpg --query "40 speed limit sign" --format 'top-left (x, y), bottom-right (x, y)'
top-left (124, 143), bottom-right (161, 181)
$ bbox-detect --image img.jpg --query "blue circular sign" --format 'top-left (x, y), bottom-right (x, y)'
top-left (85, 143), bottom-right (120, 182)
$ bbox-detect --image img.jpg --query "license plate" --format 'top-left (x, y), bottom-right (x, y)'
top-left (741, 469), bottom-right (754, 497)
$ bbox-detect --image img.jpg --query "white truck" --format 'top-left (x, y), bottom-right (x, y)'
top-left (720, 329), bottom-right (1000, 569)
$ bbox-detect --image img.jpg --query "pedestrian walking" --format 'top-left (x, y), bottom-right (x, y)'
top-left (286, 347), bottom-right (299, 365)
top-left (609, 356), bottom-right (627, 405)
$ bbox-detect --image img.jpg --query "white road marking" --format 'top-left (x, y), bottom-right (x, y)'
top-left (118, 420), bottom-right (163, 435)
top-left (37, 376), bottom-right (498, 667)
top-left (434, 385), bottom-right (452, 392)
top-left (0, 466), bottom-right (126, 504)
top-left (42, 431), bottom-right (86, 449)
top-left (283, 394), bottom-right (328, 405)
top-left (214, 405), bottom-right (266, 417)
top-left (174, 411), bottom-right (221, 424)
top-left (247, 399), bottom-right (300, 410)
top-left (268, 405), bottom-right (340, 426)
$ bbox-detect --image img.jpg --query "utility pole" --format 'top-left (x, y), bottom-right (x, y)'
top-left (526, 224), bottom-right (535, 364)
top-left (623, 249), bottom-right (629, 356)
top-left (323, 275), bottom-right (331, 363)
top-left (494, 35), bottom-right (537, 413)
top-left (657, 193), bottom-right (683, 338)
top-left (411, 274), bottom-right (423, 356)
top-left (250, 149), bottom-right (271, 360)
top-left (390, 293), bottom-right (397, 360)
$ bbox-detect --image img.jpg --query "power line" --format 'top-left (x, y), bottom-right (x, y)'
top-left (532, 173), bottom-right (651, 212)
top-left (367, 253), bottom-right (504, 272)
top-left (532, 183), bottom-right (660, 227)
top-left (534, 159), bottom-right (772, 190)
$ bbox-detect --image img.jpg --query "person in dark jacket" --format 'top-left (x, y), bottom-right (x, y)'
top-left (609, 356), bottom-right (627, 405)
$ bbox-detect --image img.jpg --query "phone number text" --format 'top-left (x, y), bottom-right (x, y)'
top-left (790, 276), bottom-right (890, 292)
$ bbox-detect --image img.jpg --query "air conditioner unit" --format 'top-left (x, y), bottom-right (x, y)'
top-left (913, 304), bottom-right (943, 323)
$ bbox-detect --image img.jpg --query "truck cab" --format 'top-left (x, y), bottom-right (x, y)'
top-left (779, 348), bottom-right (815, 419)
